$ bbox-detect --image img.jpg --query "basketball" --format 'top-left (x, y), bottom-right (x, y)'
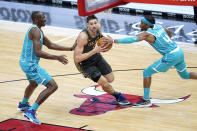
top-left (97, 37), bottom-right (112, 52)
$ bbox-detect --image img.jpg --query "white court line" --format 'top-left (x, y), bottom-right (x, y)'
top-left (55, 35), bottom-right (76, 43)
top-left (115, 29), bottom-right (125, 33)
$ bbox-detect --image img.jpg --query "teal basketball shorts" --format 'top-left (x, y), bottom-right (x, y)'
top-left (19, 61), bottom-right (52, 86)
top-left (143, 47), bottom-right (189, 78)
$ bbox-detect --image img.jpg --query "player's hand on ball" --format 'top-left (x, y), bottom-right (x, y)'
top-left (93, 43), bottom-right (107, 53)
top-left (97, 36), bottom-right (113, 52)
top-left (103, 35), bottom-right (113, 44)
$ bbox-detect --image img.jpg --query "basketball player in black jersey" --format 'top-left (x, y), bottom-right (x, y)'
top-left (73, 15), bottom-right (130, 106)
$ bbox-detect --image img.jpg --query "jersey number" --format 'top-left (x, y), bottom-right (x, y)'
top-left (163, 34), bottom-right (173, 43)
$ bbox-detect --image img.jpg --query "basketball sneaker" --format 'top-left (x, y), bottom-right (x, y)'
top-left (117, 93), bottom-right (130, 106)
top-left (24, 109), bottom-right (41, 125)
top-left (17, 102), bottom-right (31, 111)
top-left (132, 98), bottom-right (152, 107)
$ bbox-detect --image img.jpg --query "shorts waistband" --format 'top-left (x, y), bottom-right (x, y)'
top-left (20, 60), bottom-right (38, 64)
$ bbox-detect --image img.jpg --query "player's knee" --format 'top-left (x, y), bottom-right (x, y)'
top-left (30, 81), bottom-right (38, 88)
top-left (50, 84), bottom-right (58, 93)
top-left (178, 71), bottom-right (190, 79)
top-left (52, 84), bottom-right (58, 92)
top-left (106, 76), bottom-right (114, 83)
top-left (107, 78), bottom-right (113, 83)
top-left (47, 81), bottom-right (58, 92)
top-left (143, 68), bottom-right (157, 78)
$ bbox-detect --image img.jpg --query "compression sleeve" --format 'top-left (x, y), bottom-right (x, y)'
top-left (116, 36), bottom-right (139, 44)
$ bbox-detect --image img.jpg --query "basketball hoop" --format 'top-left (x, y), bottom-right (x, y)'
top-left (78, 0), bottom-right (126, 16)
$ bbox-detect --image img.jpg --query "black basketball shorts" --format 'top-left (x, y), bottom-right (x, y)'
top-left (75, 58), bottom-right (112, 82)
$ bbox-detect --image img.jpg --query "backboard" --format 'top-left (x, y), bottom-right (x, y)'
top-left (78, 0), bottom-right (127, 16)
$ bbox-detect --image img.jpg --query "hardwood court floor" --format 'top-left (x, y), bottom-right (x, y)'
top-left (0, 20), bottom-right (197, 131)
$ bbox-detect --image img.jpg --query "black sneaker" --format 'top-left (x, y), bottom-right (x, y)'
top-left (132, 98), bottom-right (152, 107)
top-left (117, 94), bottom-right (130, 106)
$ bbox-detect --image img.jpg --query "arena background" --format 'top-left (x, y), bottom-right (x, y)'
top-left (0, 1), bottom-right (197, 131)
top-left (0, 0), bottom-right (196, 44)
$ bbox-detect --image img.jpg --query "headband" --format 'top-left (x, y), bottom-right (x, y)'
top-left (141, 17), bottom-right (154, 26)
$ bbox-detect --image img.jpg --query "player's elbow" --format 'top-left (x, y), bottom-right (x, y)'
top-left (74, 57), bottom-right (82, 63)
top-left (35, 51), bottom-right (42, 57)
top-left (138, 33), bottom-right (149, 41)
top-left (46, 44), bottom-right (54, 49)
top-left (47, 46), bottom-right (52, 49)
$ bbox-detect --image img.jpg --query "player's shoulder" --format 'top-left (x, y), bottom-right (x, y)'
top-left (81, 28), bottom-right (88, 34)
top-left (29, 25), bottom-right (41, 38)
top-left (147, 24), bottom-right (162, 33)
top-left (29, 24), bottom-right (38, 30)
top-left (153, 24), bottom-right (163, 30)
top-left (77, 30), bottom-right (89, 44)
top-left (79, 30), bottom-right (88, 38)
top-left (29, 25), bottom-right (40, 33)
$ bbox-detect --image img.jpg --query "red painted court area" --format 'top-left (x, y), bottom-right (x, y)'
top-left (0, 119), bottom-right (89, 131)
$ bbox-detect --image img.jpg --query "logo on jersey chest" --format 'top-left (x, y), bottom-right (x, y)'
top-left (87, 41), bottom-right (96, 46)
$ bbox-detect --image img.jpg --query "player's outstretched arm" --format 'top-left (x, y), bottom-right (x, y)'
top-left (103, 35), bottom-right (138, 44)
top-left (43, 36), bottom-right (73, 51)
top-left (138, 32), bottom-right (155, 44)
top-left (103, 32), bottom-right (155, 45)
top-left (31, 28), bottom-right (68, 64)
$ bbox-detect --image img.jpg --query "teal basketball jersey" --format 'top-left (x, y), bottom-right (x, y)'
top-left (146, 24), bottom-right (177, 55)
top-left (20, 25), bottom-right (43, 63)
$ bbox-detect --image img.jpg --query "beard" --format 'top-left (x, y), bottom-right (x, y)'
top-left (141, 28), bottom-right (147, 31)
top-left (92, 27), bottom-right (97, 32)
top-left (38, 23), bottom-right (45, 27)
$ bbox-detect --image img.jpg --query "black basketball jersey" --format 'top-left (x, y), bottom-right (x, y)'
top-left (79, 29), bottom-right (103, 65)
top-left (83, 29), bottom-right (103, 53)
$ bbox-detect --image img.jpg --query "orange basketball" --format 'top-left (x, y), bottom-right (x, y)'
top-left (97, 37), bottom-right (112, 52)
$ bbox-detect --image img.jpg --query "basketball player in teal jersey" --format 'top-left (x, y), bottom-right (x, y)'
top-left (104, 15), bottom-right (197, 107)
top-left (74, 15), bottom-right (130, 106)
top-left (18, 11), bottom-right (73, 124)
